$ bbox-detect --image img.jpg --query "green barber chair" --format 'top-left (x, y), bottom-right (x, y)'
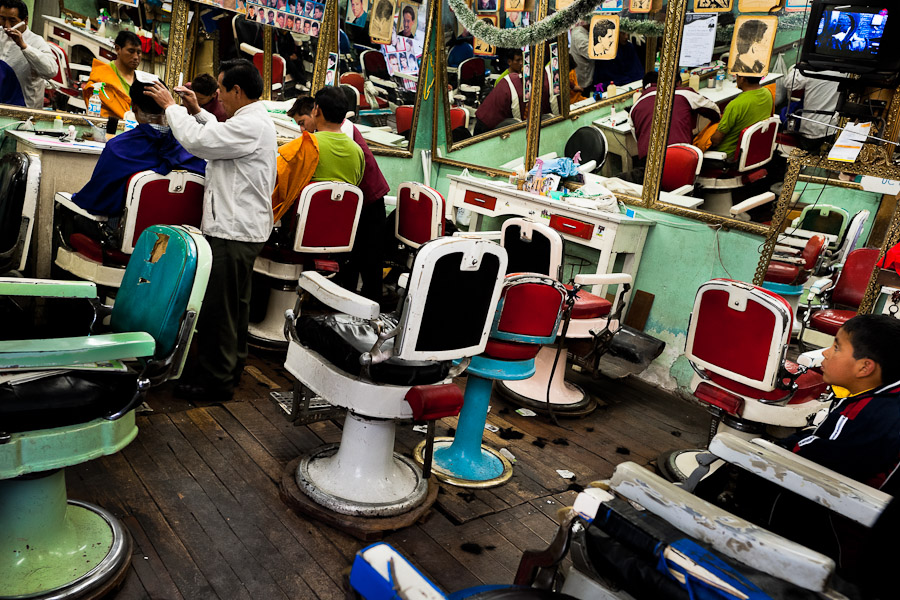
top-left (0, 224), bottom-right (211, 599)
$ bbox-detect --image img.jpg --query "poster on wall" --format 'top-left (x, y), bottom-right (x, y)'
top-left (599, 0), bottom-right (623, 11)
top-left (369, 0), bottom-right (398, 44)
top-left (738, 0), bottom-right (783, 11)
top-left (549, 41), bottom-right (560, 96)
top-left (505, 11), bottom-right (529, 28)
top-left (693, 0), bottom-right (732, 12)
top-left (785, 0), bottom-right (812, 11)
top-left (246, 0), bottom-right (323, 35)
top-left (629, 0), bottom-right (659, 13)
top-left (588, 14), bottom-right (619, 60)
top-left (474, 15), bottom-right (498, 55)
top-left (398, 2), bottom-right (418, 37)
top-left (474, 0), bottom-right (498, 12)
top-left (679, 13), bottom-right (718, 68)
top-left (556, 0), bottom-right (575, 9)
top-left (347, 0), bottom-right (370, 28)
top-left (523, 45), bottom-right (531, 103)
top-left (728, 15), bottom-right (778, 77)
top-left (504, 0), bottom-right (525, 12)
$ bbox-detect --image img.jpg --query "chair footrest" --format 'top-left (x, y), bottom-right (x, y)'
top-left (0, 332), bottom-right (155, 370)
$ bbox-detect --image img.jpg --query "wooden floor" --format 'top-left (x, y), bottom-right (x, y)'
top-left (66, 351), bottom-right (709, 599)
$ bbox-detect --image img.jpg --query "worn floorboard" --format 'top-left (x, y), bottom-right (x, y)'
top-left (62, 353), bottom-right (707, 599)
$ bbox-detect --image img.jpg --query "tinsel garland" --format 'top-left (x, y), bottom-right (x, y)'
top-left (448, 2), bottom-right (812, 48)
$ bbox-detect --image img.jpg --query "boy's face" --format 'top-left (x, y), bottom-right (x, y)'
top-left (822, 328), bottom-right (869, 389)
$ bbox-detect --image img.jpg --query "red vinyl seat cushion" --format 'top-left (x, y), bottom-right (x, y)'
top-left (564, 285), bottom-right (612, 319)
top-left (483, 339), bottom-right (540, 361)
top-left (809, 309), bottom-right (856, 336)
top-left (702, 360), bottom-right (827, 409)
top-left (765, 261), bottom-right (800, 285)
top-left (68, 233), bottom-right (129, 266)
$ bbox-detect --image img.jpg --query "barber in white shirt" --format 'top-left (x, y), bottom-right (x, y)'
top-left (145, 60), bottom-right (277, 402)
top-left (0, 0), bottom-right (57, 109)
top-left (783, 66), bottom-right (841, 152)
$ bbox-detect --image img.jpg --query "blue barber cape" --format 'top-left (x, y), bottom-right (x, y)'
top-left (72, 124), bottom-right (206, 216)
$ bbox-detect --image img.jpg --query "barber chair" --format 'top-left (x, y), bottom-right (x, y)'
top-left (395, 181), bottom-right (446, 251)
top-left (0, 224), bottom-right (211, 599)
top-left (777, 204), bottom-right (851, 260)
top-left (240, 42), bottom-right (287, 99)
top-left (340, 72), bottom-right (389, 111)
top-left (415, 261), bottom-right (569, 488)
top-left (341, 84), bottom-right (360, 121)
top-left (657, 279), bottom-right (830, 484)
top-left (361, 50), bottom-right (414, 106)
top-left (46, 42), bottom-right (89, 112)
top-left (697, 116), bottom-right (780, 217)
top-left (0, 153), bottom-right (39, 276)
top-left (395, 105), bottom-right (414, 138)
top-left (763, 235), bottom-right (826, 325)
top-left (55, 170), bottom-right (205, 289)
top-left (798, 247), bottom-right (880, 349)
top-left (660, 144), bottom-right (703, 195)
top-left (564, 127), bottom-right (608, 174)
top-left (455, 57), bottom-right (487, 107)
top-left (279, 237), bottom-right (507, 536)
top-left (822, 209), bottom-right (869, 273)
top-left (249, 181), bottom-right (363, 346)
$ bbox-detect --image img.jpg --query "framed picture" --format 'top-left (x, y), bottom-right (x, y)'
top-left (556, 0), bottom-right (574, 9)
top-left (369, 0), bottom-right (398, 44)
top-left (474, 15), bottom-right (498, 55)
top-left (474, 0), bottom-right (498, 12)
top-left (598, 0), bottom-right (623, 11)
top-left (738, 0), bottom-right (783, 11)
top-left (785, 0), bottom-right (811, 11)
top-left (504, 0), bottom-right (525, 11)
top-left (549, 42), bottom-right (560, 95)
top-left (728, 15), bottom-right (778, 77)
top-left (588, 15), bottom-right (619, 60)
top-left (523, 45), bottom-right (531, 103)
top-left (346, 0), bottom-right (370, 27)
top-left (324, 52), bottom-right (338, 86)
top-left (693, 0), bottom-right (732, 12)
top-left (398, 1), bottom-right (418, 38)
top-left (505, 11), bottom-right (528, 28)
top-left (629, 0), bottom-right (657, 13)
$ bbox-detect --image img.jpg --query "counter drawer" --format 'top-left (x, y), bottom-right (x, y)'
top-left (549, 214), bottom-right (593, 240)
top-left (53, 27), bottom-right (71, 41)
top-left (463, 190), bottom-right (497, 211)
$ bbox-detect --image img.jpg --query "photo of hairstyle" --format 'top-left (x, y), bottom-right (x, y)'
top-left (589, 15), bottom-right (619, 60)
top-left (728, 15), bottom-right (777, 77)
top-left (369, 0), bottom-right (397, 44)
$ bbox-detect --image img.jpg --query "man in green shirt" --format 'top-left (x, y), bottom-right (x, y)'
top-left (310, 86), bottom-right (364, 185)
top-left (708, 75), bottom-right (773, 157)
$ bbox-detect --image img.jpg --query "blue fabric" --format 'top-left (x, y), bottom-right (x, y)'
top-left (528, 157), bottom-right (580, 178)
top-left (656, 539), bottom-right (770, 600)
top-left (448, 44), bottom-right (474, 68)
top-left (592, 41), bottom-right (645, 90)
top-left (72, 124), bottom-right (206, 216)
top-left (780, 100), bottom-right (803, 124)
top-left (0, 61), bottom-right (25, 107)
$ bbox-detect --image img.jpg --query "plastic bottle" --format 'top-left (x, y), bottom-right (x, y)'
top-left (123, 110), bottom-right (138, 132)
top-left (87, 87), bottom-right (102, 117)
top-left (53, 115), bottom-right (64, 130)
top-left (715, 68), bottom-right (725, 90)
top-left (689, 72), bottom-right (700, 92)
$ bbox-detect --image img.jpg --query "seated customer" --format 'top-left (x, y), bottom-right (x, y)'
top-left (707, 75), bottom-right (773, 157)
top-left (0, 0), bottom-right (57, 109)
top-left (84, 31), bottom-right (144, 118)
top-left (70, 78), bottom-right (206, 227)
top-left (493, 48), bottom-right (524, 87)
top-left (629, 71), bottom-right (720, 160)
top-left (475, 51), bottom-right (551, 134)
top-left (191, 73), bottom-right (227, 122)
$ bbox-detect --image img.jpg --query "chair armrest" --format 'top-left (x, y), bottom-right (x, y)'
top-left (370, 76), bottom-right (398, 90)
top-left (808, 277), bottom-right (834, 296)
top-left (668, 184), bottom-right (694, 196)
top-left (0, 332), bottom-right (155, 370)
top-left (451, 230), bottom-right (502, 240)
top-left (703, 150), bottom-right (728, 161)
top-left (797, 348), bottom-right (825, 368)
top-left (69, 63), bottom-right (92, 72)
top-left (55, 192), bottom-right (107, 222)
top-left (730, 192), bottom-right (775, 216)
top-left (239, 42), bottom-right (262, 56)
top-left (774, 244), bottom-right (800, 255)
top-left (708, 433), bottom-right (890, 527)
top-left (574, 273), bottom-right (633, 287)
top-left (774, 256), bottom-right (806, 265)
top-left (0, 278), bottom-right (97, 298)
top-left (298, 271), bottom-right (380, 320)
top-left (576, 159), bottom-right (597, 174)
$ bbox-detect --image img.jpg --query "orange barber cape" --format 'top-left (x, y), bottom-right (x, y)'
top-left (272, 131), bottom-right (320, 223)
top-left (83, 60), bottom-right (131, 119)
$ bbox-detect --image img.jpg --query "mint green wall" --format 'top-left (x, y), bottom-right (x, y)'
top-left (791, 183), bottom-right (882, 247)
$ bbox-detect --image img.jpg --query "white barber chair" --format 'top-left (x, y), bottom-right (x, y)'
top-left (279, 236), bottom-right (507, 536)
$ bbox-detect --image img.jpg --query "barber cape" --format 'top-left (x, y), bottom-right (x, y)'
top-left (72, 123), bottom-right (206, 216)
top-left (272, 131), bottom-right (319, 223)
top-left (0, 29), bottom-right (58, 109)
top-left (83, 59), bottom-right (131, 118)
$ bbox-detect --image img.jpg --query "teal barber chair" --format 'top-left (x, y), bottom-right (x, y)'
top-left (0, 225), bottom-right (211, 599)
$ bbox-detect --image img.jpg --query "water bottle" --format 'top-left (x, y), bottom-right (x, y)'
top-left (87, 88), bottom-right (102, 117)
top-left (715, 69), bottom-right (725, 90)
top-left (123, 110), bottom-right (138, 132)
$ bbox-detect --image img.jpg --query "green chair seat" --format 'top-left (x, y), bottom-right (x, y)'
top-left (0, 332), bottom-right (155, 370)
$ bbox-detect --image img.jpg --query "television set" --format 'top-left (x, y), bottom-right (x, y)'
top-left (799, 1), bottom-right (900, 83)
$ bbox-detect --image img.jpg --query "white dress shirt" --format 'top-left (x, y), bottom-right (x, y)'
top-left (570, 26), bottom-right (594, 90)
top-left (783, 67), bottom-right (841, 140)
top-left (165, 101), bottom-right (277, 243)
top-left (0, 28), bottom-right (58, 109)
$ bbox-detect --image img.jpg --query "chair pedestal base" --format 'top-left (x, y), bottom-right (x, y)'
top-left (292, 412), bottom-right (429, 517)
top-left (0, 470), bottom-right (132, 600)
top-left (657, 420), bottom-right (762, 483)
top-left (497, 346), bottom-right (597, 417)
top-left (248, 283), bottom-right (294, 348)
top-left (700, 191), bottom-right (735, 218)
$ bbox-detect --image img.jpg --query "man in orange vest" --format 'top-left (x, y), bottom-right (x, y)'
top-left (83, 31), bottom-right (143, 118)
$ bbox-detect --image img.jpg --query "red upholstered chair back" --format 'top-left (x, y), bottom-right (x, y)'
top-left (362, 50), bottom-right (390, 80)
top-left (459, 58), bottom-right (485, 86)
top-left (395, 105), bottom-right (414, 136)
top-left (294, 182), bottom-right (364, 253)
top-left (340, 72), bottom-right (369, 109)
top-left (122, 171), bottom-right (205, 254)
top-left (686, 279), bottom-right (792, 391)
top-left (800, 235), bottom-right (826, 270)
top-left (493, 275), bottom-right (567, 345)
top-left (832, 248), bottom-right (880, 308)
top-left (252, 52), bottom-right (285, 86)
top-left (661, 144), bottom-right (702, 192)
top-left (47, 42), bottom-right (68, 86)
top-left (736, 116), bottom-right (780, 172)
top-left (396, 182), bottom-right (445, 249)
top-left (450, 107), bottom-right (468, 130)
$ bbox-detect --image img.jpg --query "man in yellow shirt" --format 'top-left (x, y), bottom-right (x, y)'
top-left (83, 31), bottom-right (142, 118)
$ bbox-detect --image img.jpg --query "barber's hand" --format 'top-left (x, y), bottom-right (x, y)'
top-left (4, 27), bottom-right (26, 50)
top-left (173, 85), bottom-right (201, 115)
top-left (144, 82), bottom-right (177, 110)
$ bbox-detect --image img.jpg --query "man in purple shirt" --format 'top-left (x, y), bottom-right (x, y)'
top-left (190, 74), bottom-right (228, 122)
top-left (627, 71), bottom-right (720, 160)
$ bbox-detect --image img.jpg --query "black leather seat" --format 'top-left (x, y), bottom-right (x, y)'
top-left (565, 126), bottom-right (608, 172)
top-left (296, 313), bottom-right (451, 386)
top-left (0, 153), bottom-right (30, 274)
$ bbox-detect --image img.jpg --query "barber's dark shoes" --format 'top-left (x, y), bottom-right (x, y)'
top-left (173, 381), bottom-right (234, 403)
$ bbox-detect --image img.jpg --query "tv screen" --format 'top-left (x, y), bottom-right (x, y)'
top-left (813, 6), bottom-right (888, 61)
